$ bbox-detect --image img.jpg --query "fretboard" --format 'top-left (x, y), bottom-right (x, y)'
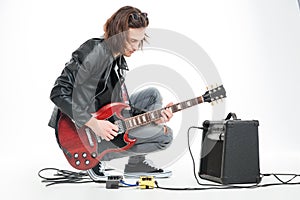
top-left (124, 96), bottom-right (203, 130)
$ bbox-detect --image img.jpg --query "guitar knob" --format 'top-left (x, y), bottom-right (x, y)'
top-left (82, 153), bottom-right (87, 158)
top-left (91, 152), bottom-right (97, 158)
top-left (75, 160), bottom-right (80, 166)
top-left (85, 160), bottom-right (90, 165)
top-left (74, 153), bottom-right (79, 159)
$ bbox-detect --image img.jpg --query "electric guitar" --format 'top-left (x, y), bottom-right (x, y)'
top-left (57, 85), bottom-right (226, 170)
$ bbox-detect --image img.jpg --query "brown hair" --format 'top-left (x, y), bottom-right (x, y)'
top-left (103, 6), bottom-right (149, 54)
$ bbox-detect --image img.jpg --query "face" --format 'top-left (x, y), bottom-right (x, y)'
top-left (123, 27), bottom-right (146, 57)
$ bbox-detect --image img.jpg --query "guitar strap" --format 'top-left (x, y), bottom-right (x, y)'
top-left (117, 68), bottom-right (147, 116)
top-left (120, 80), bottom-right (130, 105)
top-left (117, 67), bottom-right (130, 105)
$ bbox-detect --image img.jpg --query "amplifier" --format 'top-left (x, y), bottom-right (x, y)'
top-left (198, 113), bottom-right (261, 184)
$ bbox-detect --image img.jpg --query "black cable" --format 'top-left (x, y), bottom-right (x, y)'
top-left (261, 173), bottom-right (300, 185)
top-left (187, 126), bottom-right (223, 187)
top-left (155, 181), bottom-right (260, 191)
top-left (38, 168), bottom-right (104, 186)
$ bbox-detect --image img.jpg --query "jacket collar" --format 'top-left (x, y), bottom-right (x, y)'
top-left (115, 55), bottom-right (129, 71)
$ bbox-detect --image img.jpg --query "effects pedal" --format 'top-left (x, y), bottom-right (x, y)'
top-left (137, 176), bottom-right (155, 189)
top-left (106, 175), bottom-right (123, 189)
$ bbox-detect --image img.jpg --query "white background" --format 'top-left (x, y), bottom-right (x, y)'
top-left (1, 0), bottom-right (300, 199)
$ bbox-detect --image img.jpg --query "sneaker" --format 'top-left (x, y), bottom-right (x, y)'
top-left (124, 159), bottom-right (172, 178)
top-left (87, 162), bottom-right (109, 181)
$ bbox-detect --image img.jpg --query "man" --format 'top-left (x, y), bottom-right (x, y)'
top-left (48, 6), bottom-right (174, 180)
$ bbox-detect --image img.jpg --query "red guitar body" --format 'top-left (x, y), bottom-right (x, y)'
top-left (57, 102), bottom-right (137, 170)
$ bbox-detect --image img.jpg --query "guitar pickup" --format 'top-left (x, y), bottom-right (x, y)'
top-left (114, 120), bottom-right (125, 134)
top-left (85, 128), bottom-right (94, 147)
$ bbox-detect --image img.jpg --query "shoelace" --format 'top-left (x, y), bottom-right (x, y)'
top-left (143, 160), bottom-right (161, 170)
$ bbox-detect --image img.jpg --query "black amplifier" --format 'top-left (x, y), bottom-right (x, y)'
top-left (199, 113), bottom-right (261, 184)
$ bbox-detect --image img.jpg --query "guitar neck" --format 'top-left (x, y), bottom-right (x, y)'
top-left (124, 96), bottom-right (203, 131)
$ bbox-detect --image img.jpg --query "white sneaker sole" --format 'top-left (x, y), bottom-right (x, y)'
top-left (86, 169), bottom-right (109, 181)
top-left (124, 170), bottom-right (172, 179)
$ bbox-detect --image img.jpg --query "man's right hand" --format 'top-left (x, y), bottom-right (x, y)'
top-left (85, 118), bottom-right (119, 141)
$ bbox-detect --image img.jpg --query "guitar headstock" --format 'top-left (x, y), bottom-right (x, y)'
top-left (202, 84), bottom-right (226, 103)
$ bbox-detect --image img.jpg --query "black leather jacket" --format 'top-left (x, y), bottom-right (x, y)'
top-left (48, 38), bottom-right (128, 129)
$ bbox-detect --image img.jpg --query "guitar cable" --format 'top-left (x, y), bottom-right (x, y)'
top-left (38, 168), bottom-right (103, 186)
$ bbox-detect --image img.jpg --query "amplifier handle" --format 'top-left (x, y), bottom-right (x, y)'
top-left (225, 112), bottom-right (237, 120)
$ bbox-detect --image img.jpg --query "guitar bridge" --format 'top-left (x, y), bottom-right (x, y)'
top-left (84, 128), bottom-right (94, 147)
